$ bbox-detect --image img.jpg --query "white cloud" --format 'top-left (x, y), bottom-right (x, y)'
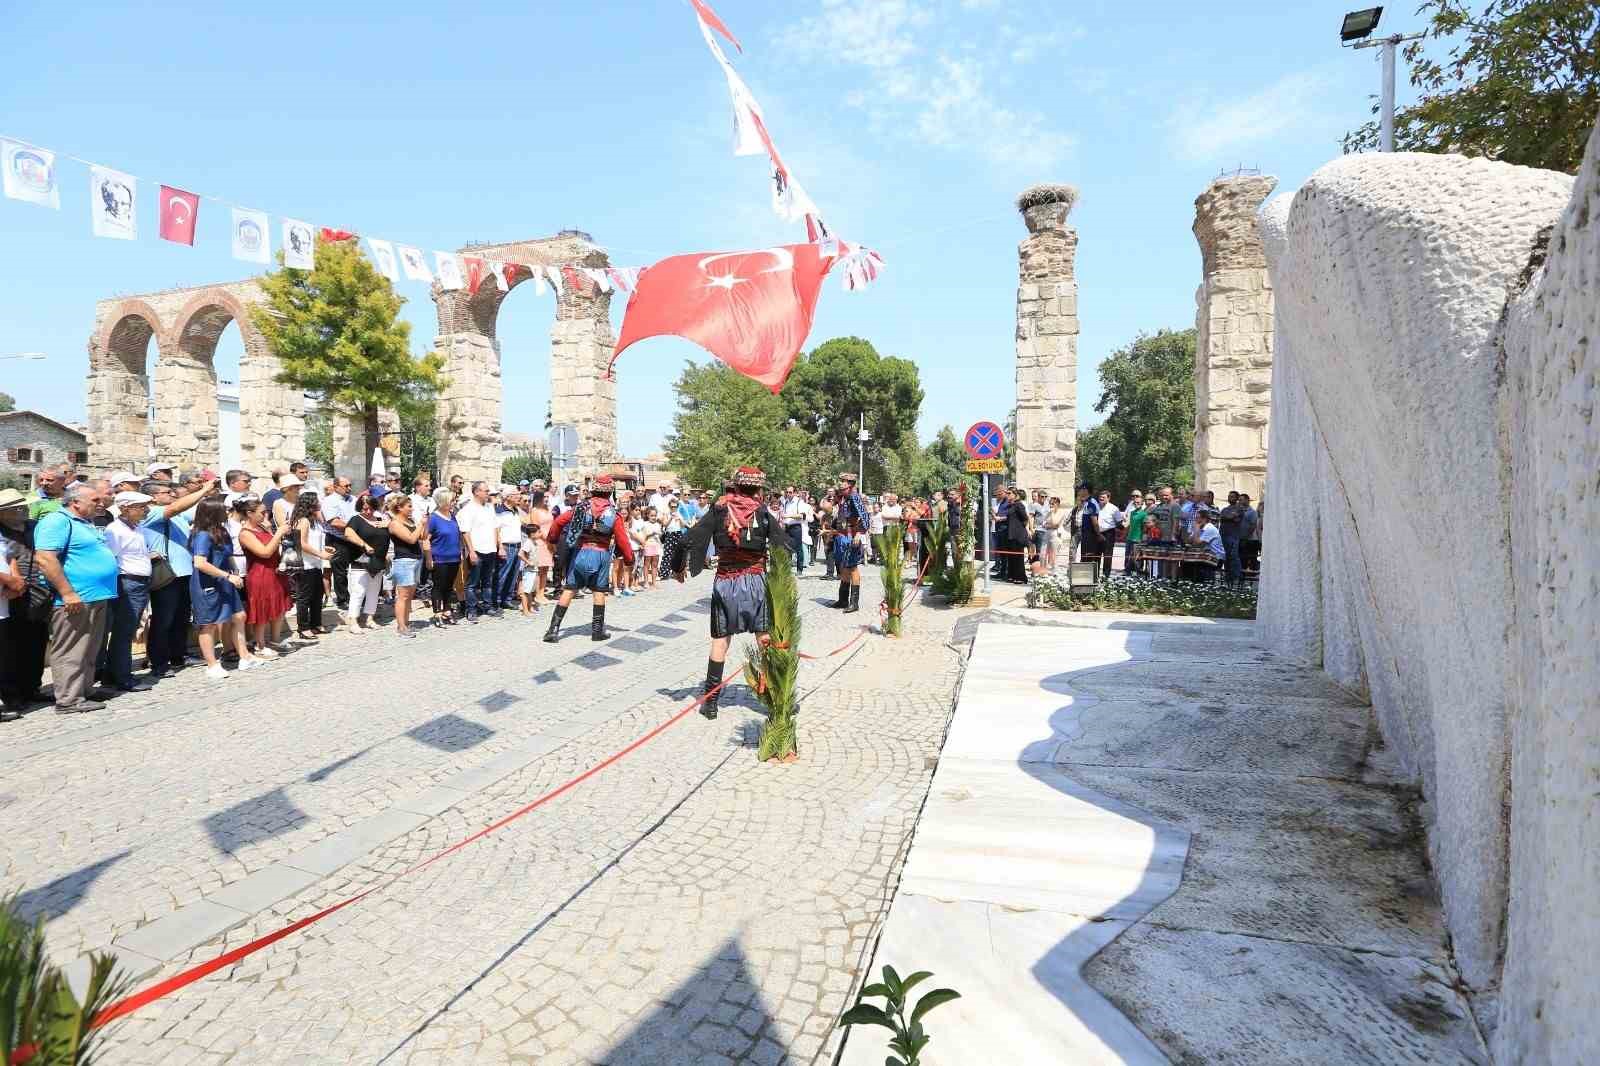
top-left (1168, 70), bottom-right (1338, 164)
top-left (772, 0), bottom-right (1077, 170)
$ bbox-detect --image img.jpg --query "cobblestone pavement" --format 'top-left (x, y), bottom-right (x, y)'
top-left (1, 569), bottom-right (974, 1064)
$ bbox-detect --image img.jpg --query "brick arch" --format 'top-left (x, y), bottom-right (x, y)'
top-left (172, 290), bottom-right (259, 364)
top-left (89, 299), bottom-right (166, 375)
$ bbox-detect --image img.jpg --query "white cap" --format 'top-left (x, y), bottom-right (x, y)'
top-left (109, 470), bottom-right (139, 486)
top-left (114, 491), bottom-right (153, 506)
top-left (279, 474), bottom-right (305, 489)
top-left (145, 462), bottom-right (176, 476)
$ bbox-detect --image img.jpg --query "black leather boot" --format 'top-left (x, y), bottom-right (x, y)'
top-left (843, 584), bottom-right (861, 614)
top-left (592, 604), bottom-right (611, 641)
top-left (833, 581), bottom-right (850, 608)
top-left (700, 659), bottom-right (725, 720)
top-left (543, 604), bottom-right (567, 643)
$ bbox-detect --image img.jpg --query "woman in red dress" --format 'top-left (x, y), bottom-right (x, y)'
top-left (237, 498), bottom-right (292, 657)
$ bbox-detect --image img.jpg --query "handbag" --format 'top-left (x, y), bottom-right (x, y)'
top-left (279, 522), bottom-right (305, 572)
top-left (149, 520), bottom-right (178, 592)
top-left (24, 521), bottom-right (64, 622)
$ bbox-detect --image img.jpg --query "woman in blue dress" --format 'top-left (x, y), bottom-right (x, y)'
top-left (189, 498), bottom-right (266, 681)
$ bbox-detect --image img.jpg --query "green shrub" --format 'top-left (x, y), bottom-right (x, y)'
top-left (1027, 573), bottom-right (1256, 619)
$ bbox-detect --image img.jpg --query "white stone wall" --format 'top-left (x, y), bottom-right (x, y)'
top-left (1495, 117), bottom-right (1600, 1065)
top-left (1259, 132), bottom-right (1597, 1062)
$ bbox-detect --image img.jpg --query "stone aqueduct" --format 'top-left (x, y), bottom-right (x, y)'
top-left (90, 201), bottom-right (1273, 494)
top-left (86, 232), bottom-right (616, 485)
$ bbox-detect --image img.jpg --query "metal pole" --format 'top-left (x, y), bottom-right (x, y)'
top-left (857, 412), bottom-right (865, 488)
top-left (981, 473), bottom-right (992, 596)
top-left (1380, 36), bottom-right (1396, 151)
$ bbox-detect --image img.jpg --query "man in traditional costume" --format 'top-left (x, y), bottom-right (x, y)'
top-left (831, 471), bottom-right (869, 613)
top-left (674, 466), bottom-right (780, 720)
top-left (543, 475), bottom-right (633, 642)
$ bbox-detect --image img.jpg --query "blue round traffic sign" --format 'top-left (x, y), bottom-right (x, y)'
top-left (964, 421), bottom-right (1005, 460)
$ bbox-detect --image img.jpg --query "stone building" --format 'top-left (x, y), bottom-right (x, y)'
top-left (84, 229), bottom-right (618, 487)
top-left (0, 410), bottom-right (89, 490)
top-left (1013, 184), bottom-right (1080, 501)
top-left (1191, 174), bottom-right (1277, 499)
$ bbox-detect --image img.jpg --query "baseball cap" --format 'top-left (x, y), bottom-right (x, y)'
top-left (114, 491), bottom-right (153, 506)
top-left (109, 470), bottom-right (139, 487)
top-left (369, 485), bottom-right (390, 499)
top-left (564, 483), bottom-right (580, 495)
top-left (145, 462), bottom-right (176, 477)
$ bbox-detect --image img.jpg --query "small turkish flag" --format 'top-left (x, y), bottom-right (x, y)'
top-left (320, 227), bottom-right (357, 242)
top-left (159, 185), bottom-right (199, 246)
top-left (463, 256), bottom-right (488, 294)
top-left (611, 244), bottom-right (836, 393)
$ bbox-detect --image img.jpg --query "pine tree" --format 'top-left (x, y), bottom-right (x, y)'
top-left (251, 237), bottom-right (445, 470)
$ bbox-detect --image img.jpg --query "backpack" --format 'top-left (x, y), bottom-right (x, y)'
top-left (563, 503), bottom-right (617, 550)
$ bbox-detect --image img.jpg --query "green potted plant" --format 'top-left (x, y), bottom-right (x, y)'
top-left (2, 893), bottom-right (131, 1065)
top-left (745, 546), bottom-right (801, 762)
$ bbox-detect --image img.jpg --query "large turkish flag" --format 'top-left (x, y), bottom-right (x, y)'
top-left (159, 185), bottom-right (200, 246)
top-left (611, 244), bottom-right (836, 393)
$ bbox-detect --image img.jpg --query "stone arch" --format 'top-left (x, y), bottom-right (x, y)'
top-left (86, 280), bottom-right (305, 478)
top-left (432, 233), bottom-right (617, 484)
top-left (85, 299), bottom-right (167, 473)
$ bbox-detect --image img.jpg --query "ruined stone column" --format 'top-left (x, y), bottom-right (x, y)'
top-left (431, 283), bottom-right (504, 486)
top-left (549, 275), bottom-right (617, 479)
top-left (331, 408), bottom-right (400, 483)
top-left (235, 309), bottom-right (306, 477)
top-left (1192, 174), bottom-right (1277, 499)
top-left (150, 355), bottom-right (219, 471)
top-left (86, 301), bottom-right (159, 472)
top-left (1014, 184), bottom-right (1079, 502)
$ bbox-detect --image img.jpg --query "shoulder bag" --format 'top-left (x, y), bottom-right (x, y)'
top-left (149, 519), bottom-right (178, 591)
top-left (25, 519), bottom-right (67, 622)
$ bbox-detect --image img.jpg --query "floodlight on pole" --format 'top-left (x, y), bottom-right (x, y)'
top-left (1342, 7), bottom-right (1423, 153)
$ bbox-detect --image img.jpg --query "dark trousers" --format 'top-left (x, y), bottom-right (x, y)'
top-left (466, 551), bottom-right (498, 616)
top-left (293, 569), bottom-right (323, 631)
top-left (1223, 535), bottom-right (1242, 584)
top-left (550, 544), bottom-right (568, 593)
top-left (0, 612), bottom-right (49, 708)
top-left (496, 553), bottom-right (522, 606)
top-left (1240, 539), bottom-right (1261, 575)
top-left (102, 576), bottom-right (151, 687)
top-left (329, 543), bottom-right (352, 610)
top-left (146, 579), bottom-right (191, 673)
top-left (431, 560), bottom-right (460, 614)
top-left (786, 525), bottom-right (805, 573)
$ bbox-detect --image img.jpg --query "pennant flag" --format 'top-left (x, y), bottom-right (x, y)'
top-left (463, 256), bottom-right (488, 294)
top-left (611, 244), bottom-right (836, 393)
top-left (282, 219), bottom-right (315, 269)
top-left (320, 227), bottom-right (357, 242)
top-left (435, 252), bottom-right (465, 291)
top-left (488, 260), bottom-right (511, 292)
top-left (698, 19), bottom-right (766, 157)
top-left (159, 186), bottom-right (200, 245)
top-left (368, 238), bottom-right (399, 282)
top-left (841, 247), bottom-right (885, 291)
top-left (607, 267), bottom-right (637, 294)
top-left (2, 140), bottom-right (60, 209)
top-left (532, 268), bottom-right (548, 296)
top-left (805, 214), bottom-right (832, 243)
top-left (231, 207), bottom-right (271, 264)
top-left (561, 265), bottom-right (587, 293)
top-left (88, 166), bottom-right (137, 240)
top-left (398, 245), bottom-right (432, 283)
top-left (545, 265), bottom-right (564, 295)
top-left (690, 0), bottom-right (742, 52)
top-left (585, 268), bottom-right (614, 294)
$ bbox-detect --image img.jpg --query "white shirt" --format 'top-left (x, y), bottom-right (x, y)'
top-left (495, 507), bottom-right (522, 549)
top-left (408, 492), bottom-right (436, 519)
top-left (298, 520), bottom-right (327, 571)
top-left (1197, 523), bottom-right (1225, 559)
top-left (456, 500), bottom-right (500, 554)
top-left (320, 492), bottom-right (355, 537)
top-left (780, 496), bottom-right (807, 524)
top-left (105, 517), bottom-right (153, 577)
top-left (647, 492), bottom-right (671, 515)
top-left (1096, 503), bottom-right (1123, 534)
top-left (880, 504), bottom-right (903, 525)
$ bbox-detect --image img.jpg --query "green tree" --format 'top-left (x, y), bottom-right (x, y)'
top-left (1342, 0), bottom-right (1599, 173)
top-left (782, 337), bottom-right (924, 457)
top-left (303, 412), bottom-right (334, 474)
top-left (665, 361), bottom-right (810, 490)
top-left (501, 447), bottom-right (552, 487)
top-left (0, 392), bottom-right (14, 413)
top-left (1075, 328), bottom-right (1195, 500)
top-left (397, 396), bottom-right (439, 487)
top-left (251, 236), bottom-right (446, 478)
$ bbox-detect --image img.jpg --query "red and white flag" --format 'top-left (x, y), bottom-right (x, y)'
top-left (611, 244), bottom-right (836, 393)
top-left (159, 185), bottom-right (199, 245)
top-left (689, 0), bottom-right (741, 52)
top-left (463, 256), bottom-right (488, 294)
top-left (320, 227), bottom-right (357, 242)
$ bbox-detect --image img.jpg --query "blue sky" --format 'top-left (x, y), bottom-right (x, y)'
top-left (0, 0), bottom-right (1420, 459)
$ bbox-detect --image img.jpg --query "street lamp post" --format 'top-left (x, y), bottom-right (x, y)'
top-left (856, 413), bottom-right (870, 489)
top-left (1340, 7), bottom-right (1424, 152)
top-left (0, 352), bottom-right (45, 361)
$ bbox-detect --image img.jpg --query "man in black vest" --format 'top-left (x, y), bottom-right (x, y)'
top-left (542, 476), bottom-right (633, 643)
top-left (675, 466), bottom-right (780, 720)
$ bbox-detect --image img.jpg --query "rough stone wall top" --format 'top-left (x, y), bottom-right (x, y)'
top-left (1194, 175), bottom-right (1277, 274)
top-left (1262, 149), bottom-right (1574, 1008)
